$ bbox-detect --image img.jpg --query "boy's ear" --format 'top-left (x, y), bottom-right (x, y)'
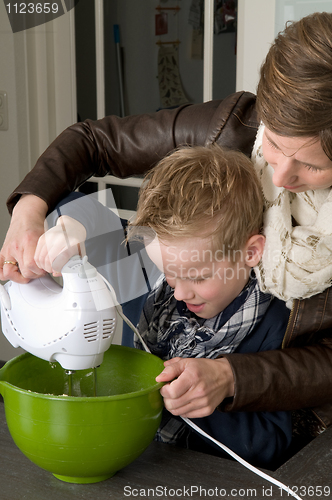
top-left (244, 234), bottom-right (265, 268)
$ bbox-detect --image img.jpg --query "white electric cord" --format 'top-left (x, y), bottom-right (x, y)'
top-left (102, 275), bottom-right (301, 500)
top-left (181, 417), bottom-right (301, 500)
top-left (100, 275), bottom-right (150, 352)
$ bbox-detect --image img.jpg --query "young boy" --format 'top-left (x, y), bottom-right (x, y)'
top-left (127, 145), bottom-right (292, 467)
top-left (35, 145), bottom-right (291, 469)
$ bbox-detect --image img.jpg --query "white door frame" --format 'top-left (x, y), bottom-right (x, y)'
top-left (203, 0), bottom-right (214, 102)
top-left (25, 9), bottom-right (77, 169)
top-left (236, 0), bottom-right (276, 94)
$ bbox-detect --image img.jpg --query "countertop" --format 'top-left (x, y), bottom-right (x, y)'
top-left (1, 401), bottom-right (332, 500)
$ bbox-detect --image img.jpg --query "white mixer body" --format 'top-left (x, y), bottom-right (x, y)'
top-left (0, 256), bottom-right (117, 370)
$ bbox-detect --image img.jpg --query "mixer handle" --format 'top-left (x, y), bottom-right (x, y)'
top-left (0, 283), bottom-right (11, 310)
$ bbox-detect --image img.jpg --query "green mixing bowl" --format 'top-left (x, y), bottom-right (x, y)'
top-left (0, 345), bottom-right (164, 483)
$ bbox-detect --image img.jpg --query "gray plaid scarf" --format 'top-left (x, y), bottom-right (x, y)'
top-left (136, 276), bottom-right (272, 360)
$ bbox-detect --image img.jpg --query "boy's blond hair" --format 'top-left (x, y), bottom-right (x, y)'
top-left (128, 145), bottom-right (263, 258)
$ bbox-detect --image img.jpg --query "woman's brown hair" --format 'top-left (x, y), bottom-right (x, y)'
top-left (256, 12), bottom-right (332, 160)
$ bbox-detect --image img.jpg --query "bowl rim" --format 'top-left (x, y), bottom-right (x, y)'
top-left (0, 346), bottom-right (164, 401)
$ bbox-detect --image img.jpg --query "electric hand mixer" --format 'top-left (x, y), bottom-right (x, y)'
top-left (0, 255), bottom-right (117, 371)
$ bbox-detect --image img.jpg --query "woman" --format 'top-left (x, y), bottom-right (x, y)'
top-left (1, 12), bottom-right (332, 436)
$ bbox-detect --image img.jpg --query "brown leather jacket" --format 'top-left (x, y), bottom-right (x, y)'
top-left (7, 91), bottom-right (332, 430)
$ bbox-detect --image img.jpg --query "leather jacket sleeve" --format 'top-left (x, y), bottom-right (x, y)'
top-left (222, 341), bottom-right (332, 413)
top-left (221, 289), bottom-right (332, 428)
top-left (6, 91), bottom-right (258, 214)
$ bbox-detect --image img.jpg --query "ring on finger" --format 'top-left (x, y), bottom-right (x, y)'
top-left (3, 260), bottom-right (19, 266)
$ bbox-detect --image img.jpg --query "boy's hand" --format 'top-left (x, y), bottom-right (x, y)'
top-left (34, 216), bottom-right (87, 275)
top-left (156, 357), bottom-right (235, 418)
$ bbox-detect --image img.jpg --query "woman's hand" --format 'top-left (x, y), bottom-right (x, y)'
top-left (35, 216), bottom-right (87, 275)
top-left (155, 357), bottom-right (235, 418)
top-left (0, 195), bottom-right (48, 283)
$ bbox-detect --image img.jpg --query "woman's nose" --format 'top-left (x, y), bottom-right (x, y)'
top-left (271, 157), bottom-right (298, 187)
top-left (173, 280), bottom-right (195, 302)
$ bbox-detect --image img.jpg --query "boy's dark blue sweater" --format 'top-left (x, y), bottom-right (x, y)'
top-left (187, 296), bottom-right (291, 468)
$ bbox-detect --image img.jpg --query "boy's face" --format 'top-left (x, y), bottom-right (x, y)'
top-left (145, 236), bottom-right (252, 319)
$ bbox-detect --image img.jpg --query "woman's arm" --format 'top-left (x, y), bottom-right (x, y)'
top-left (156, 292), bottom-right (332, 421)
top-left (6, 102), bottom-right (218, 215)
top-left (222, 340), bottom-right (332, 414)
top-left (0, 103), bottom-right (213, 282)
top-left (1, 93), bottom-right (257, 282)
top-left (6, 92), bottom-right (258, 215)
top-left (221, 290), bottom-right (332, 417)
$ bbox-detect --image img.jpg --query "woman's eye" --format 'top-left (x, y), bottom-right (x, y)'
top-left (267, 138), bottom-right (278, 150)
top-left (304, 164), bottom-right (320, 173)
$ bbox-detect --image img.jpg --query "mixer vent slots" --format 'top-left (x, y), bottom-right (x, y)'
top-left (83, 322), bottom-right (99, 342)
top-left (83, 319), bottom-right (115, 342)
top-left (102, 318), bottom-right (116, 339)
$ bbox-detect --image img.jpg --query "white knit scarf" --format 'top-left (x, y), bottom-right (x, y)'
top-left (252, 123), bottom-right (332, 305)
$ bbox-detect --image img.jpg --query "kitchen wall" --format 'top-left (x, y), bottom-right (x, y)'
top-left (0, 3), bottom-right (76, 361)
top-left (0, 3), bottom-right (30, 248)
top-left (0, 4), bottom-right (30, 361)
